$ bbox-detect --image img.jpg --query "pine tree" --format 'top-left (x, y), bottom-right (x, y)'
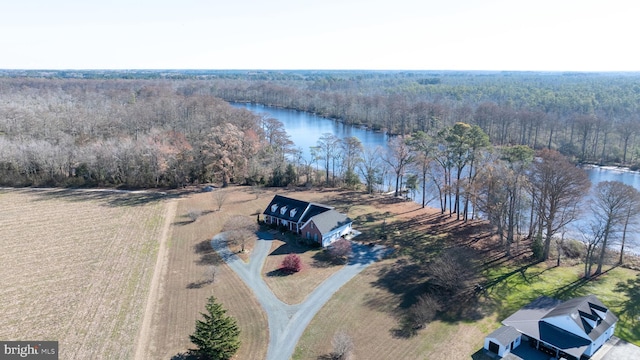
top-left (189, 296), bottom-right (240, 360)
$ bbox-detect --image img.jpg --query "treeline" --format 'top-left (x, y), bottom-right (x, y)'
top-left (0, 78), bottom-right (296, 188)
top-left (208, 71), bottom-right (640, 167)
top-left (303, 122), bottom-right (640, 274)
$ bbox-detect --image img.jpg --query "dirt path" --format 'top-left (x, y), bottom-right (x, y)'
top-left (212, 232), bottom-right (389, 360)
top-left (134, 199), bottom-right (177, 360)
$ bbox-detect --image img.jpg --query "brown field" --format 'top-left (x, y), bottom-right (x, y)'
top-left (0, 188), bottom-right (168, 359)
top-left (144, 187), bottom-right (268, 359)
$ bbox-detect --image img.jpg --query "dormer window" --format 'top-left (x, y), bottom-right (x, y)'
top-left (280, 206), bottom-right (288, 215)
top-left (290, 208), bottom-right (297, 217)
top-left (271, 204), bottom-right (278, 213)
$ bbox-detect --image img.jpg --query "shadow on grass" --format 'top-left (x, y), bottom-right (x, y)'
top-left (614, 274), bottom-right (640, 341)
top-left (553, 266), bottom-right (617, 299)
top-left (174, 210), bottom-right (216, 226)
top-left (311, 251), bottom-right (346, 268)
top-left (194, 239), bottom-right (222, 266)
top-left (170, 351), bottom-right (198, 360)
top-left (186, 279), bottom-right (213, 289)
top-left (25, 187), bottom-right (191, 207)
top-left (266, 268), bottom-right (296, 277)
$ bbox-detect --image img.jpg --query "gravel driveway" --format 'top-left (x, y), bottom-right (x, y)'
top-left (211, 232), bottom-right (388, 360)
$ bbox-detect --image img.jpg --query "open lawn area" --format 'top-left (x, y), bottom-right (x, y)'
top-left (0, 188), bottom-right (168, 359)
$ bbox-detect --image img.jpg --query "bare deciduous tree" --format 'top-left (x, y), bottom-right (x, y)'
top-left (213, 190), bottom-right (228, 211)
top-left (408, 293), bottom-right (441, 329)
top-left (590, 181), bottom-right (640, 273)
top-left (382, 136), bottom-right (413, 197)
top-left (331, 331), bottom-right (354, 360)
top-left (357, 146), bottom-right (382, 194)
top-left (187, 209), bottom-right (203, 223)
top-left (530, 149), bottom-right (590, 261)
top-left (223, 215), bottom-right (258, 253)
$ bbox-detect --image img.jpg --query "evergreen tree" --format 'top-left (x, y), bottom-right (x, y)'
top-left (189, 296), bottom-right (240, 360)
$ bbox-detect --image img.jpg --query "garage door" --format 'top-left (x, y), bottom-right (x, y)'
top-left (488, 341), bottom-right (500, 354)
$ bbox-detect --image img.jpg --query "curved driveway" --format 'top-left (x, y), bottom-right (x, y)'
top-left (211, 232), bottom-right (388, 360)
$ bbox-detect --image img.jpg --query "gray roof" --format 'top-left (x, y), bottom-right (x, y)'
top-left (300, 204), bottom-right (332, 223)
top-left (502, 295), bottom-right (618, 359)
top-left (308, 209), bottom-right (352, 235)
top-left (542, 295), bottom-right (618, 341)
top-left (486, 326), bottom-right (521, 346)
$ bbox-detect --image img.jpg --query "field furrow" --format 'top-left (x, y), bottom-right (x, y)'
top-left (0, 189), bottom-right (167, 360)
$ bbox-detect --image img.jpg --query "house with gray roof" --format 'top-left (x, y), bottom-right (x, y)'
top-left (262, 195), bottom-right (352, 247)
top-left (485, 295), bottom-right (618, 360)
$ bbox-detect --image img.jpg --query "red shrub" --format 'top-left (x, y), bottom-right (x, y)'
top-left (281, 253), bottom-right (302, 273)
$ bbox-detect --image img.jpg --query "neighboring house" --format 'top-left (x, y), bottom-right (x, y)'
top-left (262, 195), bottom-right (352, 247)
top-left (485, 295), bottom-right (618, 360)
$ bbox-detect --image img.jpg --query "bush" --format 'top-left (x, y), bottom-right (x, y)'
top-left (330, 331), bottom-right (354, 360)
top-left (532, 235), bottom-right (544, 260)
top-left (281, 254), bottom-right (302, 273)
top-left (562, 239), bottom-right (585, 259)
top-left (328, 239), bottom-right (352, 262)
top-left (408, 293), bottom-right (441, 329)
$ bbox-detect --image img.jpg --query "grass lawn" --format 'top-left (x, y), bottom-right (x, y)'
top-left (262, 238), bottom-right (345, 304)
top-left (483, 263), bottom-right (640, 345)
top-left (292, 259), bottom-right (497, 360)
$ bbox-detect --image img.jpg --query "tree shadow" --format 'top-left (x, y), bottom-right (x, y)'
top-left (614, 274), bottom-right (640, 339)
top-left (317, 354), bottom-right (340, 360)
top-left (553, 266), bottom-right (617, 299)
top-left (194, 239), bottom-right (222, 266)
top-left (311, 250), bottom-right (345, 268)
top-left (186, 279), bottom-right (214, 289)
top-left (26, 187), bottom-right (189, 207)
top-left (170, 351), bottom-right (198, 360)
top-left (266, 268), bottom-right (295, 277)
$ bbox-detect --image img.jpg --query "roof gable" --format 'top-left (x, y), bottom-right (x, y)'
top-left (542, 295), bottom-right (617, 341)
top-left (486, 326), bottom-right (521, 346)
top-left (304, 209), bottom-right (352, 234)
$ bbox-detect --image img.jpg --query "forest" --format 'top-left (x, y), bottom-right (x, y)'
top-left (2, 70), bottom-right (640, 272)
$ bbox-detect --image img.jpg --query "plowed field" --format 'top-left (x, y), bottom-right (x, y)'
top-left (0, 189), bottom-right (168, 359)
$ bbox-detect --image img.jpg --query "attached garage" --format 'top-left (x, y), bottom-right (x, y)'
top-left (484, 326), bottom-right (522, 357)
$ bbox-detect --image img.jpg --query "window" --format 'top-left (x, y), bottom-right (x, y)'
top-left (290, 208), bottom-right (297, 217)
top-left (280, 206), bottom-right (288, 215)
top-left (271, 204), bottom-right (278, 213)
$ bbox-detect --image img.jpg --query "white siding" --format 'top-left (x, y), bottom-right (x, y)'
top-left (543, 315), bottom-right (589, 340)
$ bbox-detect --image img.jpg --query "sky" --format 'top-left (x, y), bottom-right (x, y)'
top-left (1, 0), bottom-right (639, 71)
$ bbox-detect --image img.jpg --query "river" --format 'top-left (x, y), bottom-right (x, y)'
top-left (233, 102), bottom-right (640, 251)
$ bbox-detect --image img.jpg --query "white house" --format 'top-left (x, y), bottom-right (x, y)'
top-left (485, 295), bottom-right (618, 360)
